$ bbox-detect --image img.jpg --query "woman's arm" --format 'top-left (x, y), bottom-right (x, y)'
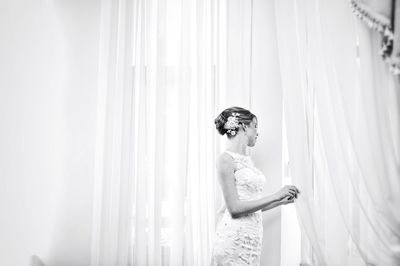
top-left (261, 195), bottom-right (295, 211)
top-left (217, 154), bottom-right (298, 218)
top-left (261, 201), bottom-right (281, 212)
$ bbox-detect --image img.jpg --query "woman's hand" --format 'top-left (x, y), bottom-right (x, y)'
top-left (280, 195), bottom-right (295, 205)
top-left (274, 185), bottom-right (300, 202)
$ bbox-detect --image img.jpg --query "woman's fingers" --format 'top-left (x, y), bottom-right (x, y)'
top-left (281, 185), bottom-right (300, 201)
top-left (283, 196), bottom-right (295, 205)
top-left (290, 185), bottom-right (300, 194)
top-left (288, 186), bottom-right (300, 197)
top-left (287, 188), bottom-right (299, 199)
top-left (288, 188), bottom-right (297, 196)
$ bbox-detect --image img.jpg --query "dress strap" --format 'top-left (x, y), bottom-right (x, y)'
top-left (224, 150), bottom-right (250, 159)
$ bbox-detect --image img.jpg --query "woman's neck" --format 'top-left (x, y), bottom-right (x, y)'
top-left (227, 137), bottom-right (248, 155)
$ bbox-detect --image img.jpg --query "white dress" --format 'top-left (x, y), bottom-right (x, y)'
top-left (211, 150), bottom-right (266, 266)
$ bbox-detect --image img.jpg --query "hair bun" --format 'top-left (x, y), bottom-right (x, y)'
top-left (214, 107), bottom-right (256, 138)
top-left (214, 113), bottom-right (227, 135)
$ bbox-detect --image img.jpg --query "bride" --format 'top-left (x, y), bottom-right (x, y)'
top-left (211, 106), bottom-right (300, 266)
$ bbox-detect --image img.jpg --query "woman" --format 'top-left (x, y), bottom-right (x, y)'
top-left (211, 106), bottom-right (300, 266)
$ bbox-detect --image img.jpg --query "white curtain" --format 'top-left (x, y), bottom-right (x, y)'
top-left (275, 0), bottom-right (400, 265)
top-left (91, 0), bottom-right (227, 265)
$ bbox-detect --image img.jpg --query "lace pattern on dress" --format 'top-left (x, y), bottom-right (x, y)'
top-left (211, 151), bottom-right (266, 266)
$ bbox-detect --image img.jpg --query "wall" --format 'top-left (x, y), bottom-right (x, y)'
top-left (0, 1), bottom-right (100, 265)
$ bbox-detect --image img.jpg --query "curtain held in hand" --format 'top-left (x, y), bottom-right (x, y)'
top-left (275, 0), bottom-right (400, 265)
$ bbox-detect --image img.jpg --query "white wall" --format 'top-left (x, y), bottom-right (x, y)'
top-left (225, 0), bottom-right (283, 265)
top-left (0, 1), bottom-right (100, 265)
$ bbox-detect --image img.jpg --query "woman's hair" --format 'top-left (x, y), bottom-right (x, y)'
top-left (214, 106), bottom-right (257, 138)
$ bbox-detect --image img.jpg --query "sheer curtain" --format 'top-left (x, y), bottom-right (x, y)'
top-left (275, 0), bottom-right (400, 265)
top-left (90, 0), bottom-right (227, 265)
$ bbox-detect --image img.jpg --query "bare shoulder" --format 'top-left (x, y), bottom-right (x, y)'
top-left (216, 152), bottom-right (235, 172)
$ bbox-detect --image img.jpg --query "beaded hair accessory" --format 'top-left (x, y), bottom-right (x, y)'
top-left (223, 112), bottom-right (241, 136)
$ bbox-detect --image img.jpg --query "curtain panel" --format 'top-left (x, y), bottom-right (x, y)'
top-left (275, 0), bottom-right (400, 265)
top-left (91, 0), bottom-right (228, 265)
top-left (90, 0), bottom-right (136, 265)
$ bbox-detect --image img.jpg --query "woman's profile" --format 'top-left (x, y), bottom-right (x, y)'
top-left (211, 106), bottom-right (300, 266)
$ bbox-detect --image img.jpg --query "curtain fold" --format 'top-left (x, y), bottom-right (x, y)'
top-left (92, 0), bottom-right (227, 265)
top-left (91, 0), bottom-right (135, 265)
top-left (275, 0), bottom-right (400, 265)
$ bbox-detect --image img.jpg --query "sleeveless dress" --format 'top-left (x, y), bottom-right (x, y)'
top-left (211, 150), bottom-right (267, 266)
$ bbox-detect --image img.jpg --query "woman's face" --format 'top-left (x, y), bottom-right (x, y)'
top-left (245, 117), bottom-right (259, 147)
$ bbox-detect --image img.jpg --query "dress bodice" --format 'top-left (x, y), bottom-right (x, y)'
top-left (224, 150), bottom-right (266, 201)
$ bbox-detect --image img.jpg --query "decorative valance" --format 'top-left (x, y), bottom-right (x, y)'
top-left (350, 0), bottom-right (400, 74)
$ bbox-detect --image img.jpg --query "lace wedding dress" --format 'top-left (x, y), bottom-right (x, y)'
top-left (211, 150), bottom-right (266, 266)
